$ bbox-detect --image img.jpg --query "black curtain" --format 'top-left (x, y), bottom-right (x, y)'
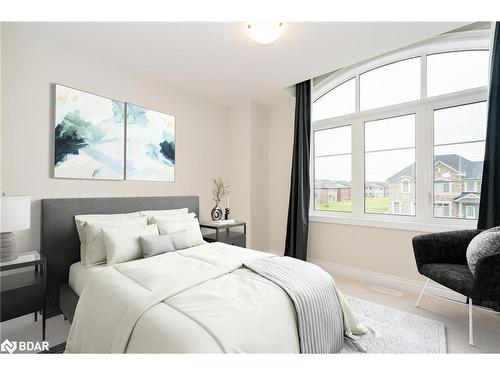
top-left (284, 80), bottom-right (312, 261)
top-left (478, 23), bottom-right (500, 230)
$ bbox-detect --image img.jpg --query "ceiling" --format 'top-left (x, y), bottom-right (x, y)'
top-left (13, 22), bottom-right (469, 107)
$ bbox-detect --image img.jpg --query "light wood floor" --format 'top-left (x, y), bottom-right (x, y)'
top-left (1, 273), bottom-right (499, 353)
top-left (333, 272), bottom-right (500, 353)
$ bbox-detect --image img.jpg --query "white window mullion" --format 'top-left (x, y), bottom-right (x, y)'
top-left (355, 74), bottom-right (360, 113)
top-left (421, 52), bottom-right (427, 99)
top-left (351, 119), bottom-right (364, 216)
top-left (415, 104), bottom-right (433, 222)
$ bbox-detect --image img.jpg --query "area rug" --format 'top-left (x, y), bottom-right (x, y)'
top-left (343, 296), bottom-right (447, 353)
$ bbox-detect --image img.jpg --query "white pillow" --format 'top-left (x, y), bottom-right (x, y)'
top-left (103, 224), bottom-right (159, 265)
top-left (466, 226), bottom-right (500, 274)
top-left (170, 230), bottom-right (192, 250)
top-left (157, 217), bottom-right (204, 246)
top-left (81, 216), bottom-right (148, 266)
top-left (75, 212), bottom-right (142, 264)
top-left (140, 234), bottom-right (176, 258)
top-left (140, 208), bottom-right (189, 217)
top-left (75, 212), bottom-right (142, 242)
top-left (149, 212), bottom-right (196, 224)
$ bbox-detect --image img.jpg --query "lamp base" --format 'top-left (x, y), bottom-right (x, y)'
top-left (0, 232), bottom-right (18, 262)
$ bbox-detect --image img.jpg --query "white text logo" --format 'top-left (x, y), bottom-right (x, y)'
top-left (1, 339), bottom-right (49, 353)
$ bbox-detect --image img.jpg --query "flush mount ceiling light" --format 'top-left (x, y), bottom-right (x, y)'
top-left (246, 23), bottom-right (283, 45)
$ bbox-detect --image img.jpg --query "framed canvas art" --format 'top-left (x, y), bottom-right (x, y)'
top-left (125, 103), bottom-right (175, 181)
top-left (54, 84), bottom-right (125, 180)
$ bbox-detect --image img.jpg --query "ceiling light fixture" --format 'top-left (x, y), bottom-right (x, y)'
top-left (246, 23), bottom-right (283, 45)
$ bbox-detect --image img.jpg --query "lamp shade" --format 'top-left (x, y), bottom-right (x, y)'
top-left (1, 195), bottom-right (31, 233)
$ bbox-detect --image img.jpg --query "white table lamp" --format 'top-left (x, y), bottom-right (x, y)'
top-left (1, 195), bottom-right (31, 262)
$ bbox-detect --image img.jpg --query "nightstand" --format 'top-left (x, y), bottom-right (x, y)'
top-left (0, 251), bottom-right (47, 340)
top-left (200, 221), bottom-right (247, 248)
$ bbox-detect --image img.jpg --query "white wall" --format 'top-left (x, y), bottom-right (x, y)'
top-left (267, 96), bottom-right (429, 282)
top-left (268, 97), bottom-right (294, 253)
top-left (250, 103), bottom-right (269, 250)
top-left (227, 101), bottom-right (269, 250)
top-left (228, 103), bottom-right (252, 243)
top-left (1, 24), bottom-right (230, 252)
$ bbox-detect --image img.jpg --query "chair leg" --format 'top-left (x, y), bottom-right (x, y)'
top-left (469, 299), bottom-right (474, 346)
top-left (415, 278), bottom-right (430, 307)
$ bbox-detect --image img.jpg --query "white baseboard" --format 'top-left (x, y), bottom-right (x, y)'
top-left (308, 257), bottom-right (466, 303)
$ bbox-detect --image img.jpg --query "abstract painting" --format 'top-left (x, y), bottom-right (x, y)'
top-left (125, 103), bottom-right (175, 181)
top-left (54, 84), bottom-right (125, 180)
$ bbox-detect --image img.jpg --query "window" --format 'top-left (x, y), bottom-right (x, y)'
top-left (314, 125), bottom-right (352, 212)
top-left (435, 182), bottom-right (451, 194)
top-left (313, 78), bottom-right (355, 121)
top-left (427, 50), bottom-right (490, 97)
top-left (364, 114), bottom-right (415, 215)
top-left (311, 30), bottom-right (490, 230)
top-left (328, 191), bottom-right (335, 203)
top-left (360, 57), bottom-right (420, 111)
top-left (465, 205), bottom-right (477, 219)
top-left (433, 102), bottom-right (487, 219)
top-left (401, 181), bottom-right (410, 193)
top-left (435, 203), bottom-right (451, 217)
top-left (465, 181), bottom-right (476, 192)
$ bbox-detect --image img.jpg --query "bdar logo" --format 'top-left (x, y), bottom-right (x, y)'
top-left (1, 339), bottom-right (17, 354)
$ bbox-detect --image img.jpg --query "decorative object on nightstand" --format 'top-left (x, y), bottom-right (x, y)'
top-left (210, 177), bottom-right (229, 221)
top-left (0, 251), bottom-right (47, 340)
top-left (225, 191), bottom-right (230, 220)
top-left (1, 195), bottom-right (31, 262)
top-left (200, 221), bottom-right (246, 248)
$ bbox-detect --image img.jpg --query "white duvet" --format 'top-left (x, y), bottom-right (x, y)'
top-left (65, 243), bottom-right (301, 353)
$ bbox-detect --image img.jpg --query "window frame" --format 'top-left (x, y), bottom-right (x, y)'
top-left (363, 112), bottom-right (417, 216)
top-left (431, 100), bottom-right (487, 221)
top-left (313, 123), bottom-right (353, 213)
top-left (313, 77), bottom-right (356, 121)
top-left (310, 30), bottom-right (491, 233)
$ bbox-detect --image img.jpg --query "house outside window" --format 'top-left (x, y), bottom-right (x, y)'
top-left (311, 30), bottom-right (490, 231)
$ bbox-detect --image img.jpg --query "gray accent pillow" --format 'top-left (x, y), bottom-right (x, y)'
top-left (466, 226), bottom-right (500, 274)
top-left (170, 230), bottom-right (192, 250)
top-left (140, 234), bottom-right (175, 258)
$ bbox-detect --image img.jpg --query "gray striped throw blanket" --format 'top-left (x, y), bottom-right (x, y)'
top-left (244, 256), bottom-right (347, 353)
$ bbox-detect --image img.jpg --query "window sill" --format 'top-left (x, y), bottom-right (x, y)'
top-left (309, 213), bottom-right (477, 233)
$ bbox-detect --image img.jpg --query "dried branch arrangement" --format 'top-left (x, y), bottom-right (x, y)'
top-left (211, 177), bottom-right (229, 204)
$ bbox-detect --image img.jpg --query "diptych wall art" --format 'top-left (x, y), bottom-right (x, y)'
top-left (126, 104), bottom-right (175, 182)
top-left (53, 84), bottom-right (176, 181)
top-left (54, 85), bottom-right (125, 180)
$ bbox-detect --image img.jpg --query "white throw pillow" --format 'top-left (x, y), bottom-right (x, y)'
top-left (157, 217), bottom-right (204, 246)
top-left (81, 216), bottom-right (148, 266)
top-left (140, 234), bottom-right (176, 258)
top-left (140, 208), bottom-right (189, 217)
top-left (103, 224), bottom-right (159, 265)
top-left (466, 226), bottom-right (500, 274)
top-left (149, 212), bottom-right (196, 224)
top-left (75, 212), bottom-right (142, 242)
top-left (170, 230), bottom-right (192, 250)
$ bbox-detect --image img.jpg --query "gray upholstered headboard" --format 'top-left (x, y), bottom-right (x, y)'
top-left (41, 196), bottom-right (199, 316)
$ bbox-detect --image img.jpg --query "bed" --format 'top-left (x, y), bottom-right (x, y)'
top-left (41, 196), bottom-right (363, 353)
top-left (41, 196), bottom-right (200, 319)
